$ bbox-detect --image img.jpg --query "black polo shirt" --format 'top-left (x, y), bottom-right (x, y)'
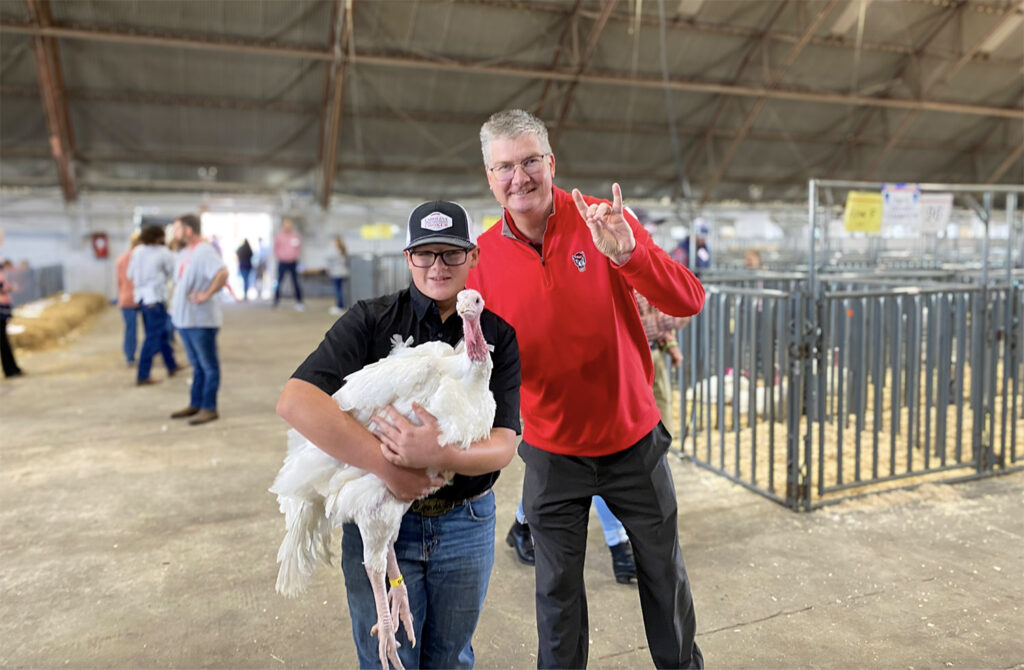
top-left (291, 282), bottom-right (521, 502)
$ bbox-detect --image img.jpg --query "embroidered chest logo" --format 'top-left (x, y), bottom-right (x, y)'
top-left (571, 251), bottom-right (587, 272)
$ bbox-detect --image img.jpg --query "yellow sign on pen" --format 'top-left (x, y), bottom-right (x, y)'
top-left (481, 215), bottom-right (501, 232)
top-left (360, 223), bottom-right (397, 239)
top-left (843, 191), bottom-right (883, 233)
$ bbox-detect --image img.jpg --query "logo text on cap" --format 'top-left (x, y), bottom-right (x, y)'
top-left (420, 212), bottom-right (453, 232)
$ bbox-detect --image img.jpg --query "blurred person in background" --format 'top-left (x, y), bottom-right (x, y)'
top-left (273, 219), bottom-right (304, 311)
top-left (115, 231), bottom-right (142, 367)
top-left (325, 235), bottom-right (349, 315)
top-left (128, 225), bottom-right (178, 386)
top-left (671, 219), bottom-right (712, 276)
top-left (0, 227), bottom-right (23, 379)
top-left (236, 239), bottom-right (254, 301)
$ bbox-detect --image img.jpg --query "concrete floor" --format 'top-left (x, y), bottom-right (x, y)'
top-left (2, 298), bottom-right (1022, 669)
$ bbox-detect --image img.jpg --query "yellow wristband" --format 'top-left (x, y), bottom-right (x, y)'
top-left (389, 576), bottom-right (404, 588)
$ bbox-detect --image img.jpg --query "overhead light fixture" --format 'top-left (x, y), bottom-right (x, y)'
top-left (829, 0), bottom-right (871, 36)
top-left (978, 3), bottom-right (1024, 55)
top-left (676, 0), bottom-right (705, 18)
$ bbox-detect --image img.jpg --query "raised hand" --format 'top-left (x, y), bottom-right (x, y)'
top-left (571, 182), bottom-right (636, 266)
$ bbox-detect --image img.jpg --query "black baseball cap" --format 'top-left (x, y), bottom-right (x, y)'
top-left (404, 200), bottom-right (477, 251)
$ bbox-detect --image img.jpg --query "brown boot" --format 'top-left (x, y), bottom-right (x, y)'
top-left (170, 406), bottom-right (200, 419)
top-left (188, 410), bottom-right (219, 426)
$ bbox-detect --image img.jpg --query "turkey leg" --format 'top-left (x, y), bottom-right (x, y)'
top-left (385, 545), bottom-right (415, 650)
top-left (367, 559), bottom-right (403, 670)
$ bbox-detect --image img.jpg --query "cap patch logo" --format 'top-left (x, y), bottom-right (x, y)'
top-left (571, 251), bottom-right (587, 272)
top-left (421, 211), bottom-right (453, 232)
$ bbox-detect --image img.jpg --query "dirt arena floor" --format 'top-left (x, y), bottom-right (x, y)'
top-left (2, 298), bottom-right (1022, 669)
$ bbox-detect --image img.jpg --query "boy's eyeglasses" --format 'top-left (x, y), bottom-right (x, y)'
top-left (408, 249), bottom-right (469, 267)
top-left (488, 153), bottom-right (551, 183)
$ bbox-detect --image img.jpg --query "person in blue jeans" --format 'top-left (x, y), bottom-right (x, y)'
top-left (508, 496), bottom-right (636, 584)
top-left (127, 225), bottom-right (178, 385)
top-left (169, 214), bottom-right (228, 426)
top-left (276, 200), bottom-right (521, 669)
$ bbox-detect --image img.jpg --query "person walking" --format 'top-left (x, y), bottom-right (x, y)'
top-left (325, 235), bottom-right (349, 315)
top-left (273, 218), bottom-right (304, 310)
top-left (236, 238), bottom-right (254, 300)
top-left (467, 109), bottom-right (705, 669)
top-left (169, 214), bottom-right (228, 426)
top-left (127, 225), bottom-right (178, 385)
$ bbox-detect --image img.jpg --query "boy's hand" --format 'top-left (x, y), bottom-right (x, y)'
top-left (373, 403), bottom-right (449, 471)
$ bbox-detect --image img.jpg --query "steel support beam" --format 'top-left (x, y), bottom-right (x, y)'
top-left (860, 1), bottom-right (1020, 180)
top-left (985, 143), bottom-right (1024, 184)
top-left (23, 0), bottom-right (75, 202)
top-left (533, 0), bottom-right (583, 118)
top-left (825, 1), bottom-right (967, 179)
top-left (684, 0), bottom-right (790, 177)
top-left (454, 0), bottom-right (1022, 69)
top-left (699, 0), bottom-right (841, 204)
top-left (2, 21), bottom-right (1021, 122)
top-left (549, 0), bottom-right (617, 150)
top-left (318, 0), bottom-right (354, 209)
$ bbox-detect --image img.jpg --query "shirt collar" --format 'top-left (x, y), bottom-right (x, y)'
top-left (409, 281), bottom-right (440, 322)
top-left (500, 186), bottom-right (563, 240)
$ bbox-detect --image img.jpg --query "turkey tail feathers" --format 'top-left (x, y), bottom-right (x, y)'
top-left (274, 497), bottom-right (333, 597)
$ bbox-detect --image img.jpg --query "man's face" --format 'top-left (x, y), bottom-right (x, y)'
top-left (282, 219), bottom-right (293, 233)
top-left (173, 220), bottom-right (186, 243)
top-left (484, 134), bottom-right (555, 219)
top-left (405, 243), bottom-right (479, 305)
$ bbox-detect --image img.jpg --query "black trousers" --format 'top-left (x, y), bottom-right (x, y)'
top-left (521, 423), bottom-right (703, 669)
top-left (1, 315), bottom-right (21, 377)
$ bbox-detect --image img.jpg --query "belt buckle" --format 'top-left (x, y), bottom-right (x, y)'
top-left (409, 497), bottom-right (456, 517)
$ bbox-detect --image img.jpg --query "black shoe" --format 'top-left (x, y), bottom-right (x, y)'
top-left (506, 520), bottom-right (535, 566)
top-left (609, 540), bottom-right (636, 584)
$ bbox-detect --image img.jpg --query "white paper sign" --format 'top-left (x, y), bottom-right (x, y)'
top-left (882, 183), bottom-right (921, 231)
top-left (918, 193), bottom-right (954, 234)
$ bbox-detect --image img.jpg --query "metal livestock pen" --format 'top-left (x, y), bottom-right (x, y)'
top-left (678, 181), bottom-right (1023, 510)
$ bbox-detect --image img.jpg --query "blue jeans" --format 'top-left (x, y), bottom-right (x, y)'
top-left (517, 496), bottom-right (627, 546)
top-left (274, 261), bottom-right (302, 304)
top-left (341, 492), bottom-right (496, 669)
top-left (137, 303), bottom-right (176, 381)
top-left (121, 306), bottom-right (140, 363)
top-left (331, 276), bottom-right (345, 309)
top-left (178, 327), bottom-right (220, 410)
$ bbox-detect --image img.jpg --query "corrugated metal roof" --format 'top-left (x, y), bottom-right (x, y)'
top-left (1, 0), bottom-right (1021, 203)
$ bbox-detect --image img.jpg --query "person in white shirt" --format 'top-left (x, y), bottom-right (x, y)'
top-left (127, 225), bottom-right (178, 385)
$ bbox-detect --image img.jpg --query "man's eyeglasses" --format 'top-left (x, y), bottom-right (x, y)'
top-left (408, 249), bottom-right (470, 268)
top-left (488, 153), bottom-right (551, 183)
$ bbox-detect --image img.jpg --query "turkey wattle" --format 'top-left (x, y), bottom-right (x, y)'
top-left (270, 288), bottom-right (495, 670)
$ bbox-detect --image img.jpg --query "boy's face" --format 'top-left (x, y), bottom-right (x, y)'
top-left (406, 243), bottom-right (480, 305)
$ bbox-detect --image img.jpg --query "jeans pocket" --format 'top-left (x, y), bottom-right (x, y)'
top-left (465, 491), bottom-right (496, 522)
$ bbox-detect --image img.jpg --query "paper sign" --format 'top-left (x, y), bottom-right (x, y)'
top-left (843, 191), bottom-right (883, 233)
top-left (882, 183), bottom-right (921, 230)
top-left (919, 193), bottom-right (953, 233)
top-left (360, 223), bottom-right (396, 240)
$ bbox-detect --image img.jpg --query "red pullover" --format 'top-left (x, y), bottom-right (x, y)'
top-left (467, 186), bottom-right (705, 457)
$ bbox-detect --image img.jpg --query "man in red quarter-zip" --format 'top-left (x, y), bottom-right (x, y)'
top-left (466, 109), bottom-right (706, 669)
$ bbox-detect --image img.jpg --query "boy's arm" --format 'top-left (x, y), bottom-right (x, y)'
top-left (276, 378), bottom-right (445, 501)
top-left (373, 404), bottom-right (516, 475)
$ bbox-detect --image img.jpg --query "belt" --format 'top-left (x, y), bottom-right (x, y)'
top-left (409, 489), bottom-right (491, 518)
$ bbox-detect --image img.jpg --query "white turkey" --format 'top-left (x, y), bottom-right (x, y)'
top-left (270, 288), bottom-right (495, 670)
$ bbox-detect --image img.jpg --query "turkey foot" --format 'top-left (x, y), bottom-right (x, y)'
top-left (367, 565), bottom-right (404, 670)
top-left (385, 547), bottom-right (416, 649)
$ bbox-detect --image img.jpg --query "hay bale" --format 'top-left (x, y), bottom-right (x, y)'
top-left (7, 293), bottom-right (108, 350)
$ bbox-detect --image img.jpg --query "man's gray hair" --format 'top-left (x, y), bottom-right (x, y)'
top-left (479, 109), bottom-right (552, 166)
